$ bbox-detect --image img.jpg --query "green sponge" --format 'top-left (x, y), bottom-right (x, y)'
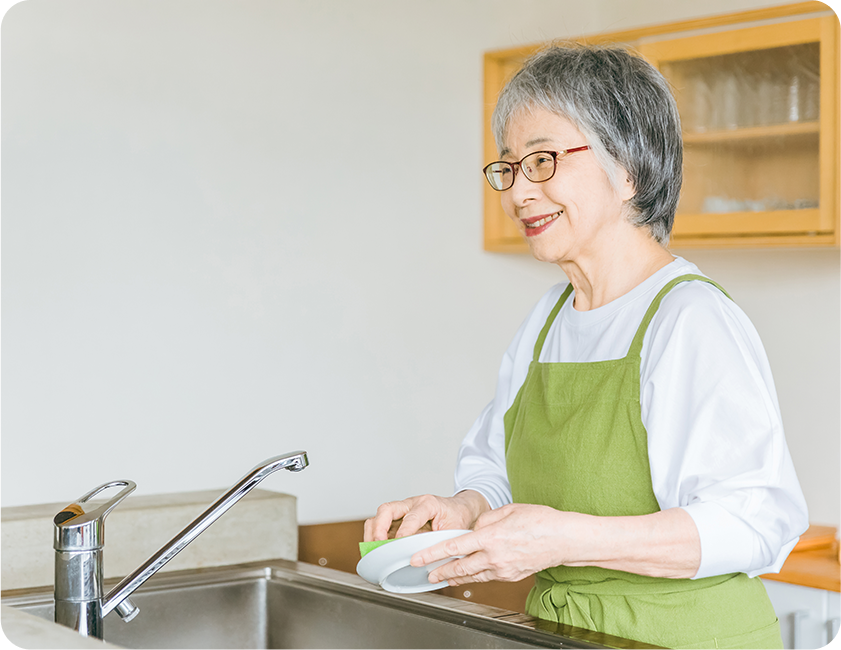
top-left (359, 538), bottom-right (400, 558)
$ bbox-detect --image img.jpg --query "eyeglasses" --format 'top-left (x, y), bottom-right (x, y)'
top-left (482, 146), bottom-right (590, 191)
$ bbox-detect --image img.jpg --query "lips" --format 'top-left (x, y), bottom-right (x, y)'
top-left (521, 210), bottom-right (562, 237)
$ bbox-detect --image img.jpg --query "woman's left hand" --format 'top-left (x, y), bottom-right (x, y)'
top-left (411, 504), bottom-right (704, 584)
top-left (410, 503), bottom-right (567, 586)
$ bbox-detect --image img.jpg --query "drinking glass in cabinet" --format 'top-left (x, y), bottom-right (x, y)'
top-left (671, 42), bottom-right (820, 134)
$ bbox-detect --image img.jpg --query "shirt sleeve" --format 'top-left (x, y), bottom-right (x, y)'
top-left (452, 400), bottom-right (511, 509)
top-left (453, 284), bottom-right (565, 510)
top-left (640, 281), bottom-right (809, 579)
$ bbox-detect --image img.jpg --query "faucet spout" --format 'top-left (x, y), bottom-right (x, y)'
top-left (101, 450), bottom-right (308, 618)
top-left (54, 451), bottom-right (308, 637)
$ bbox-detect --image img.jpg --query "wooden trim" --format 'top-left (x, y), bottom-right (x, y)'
top-left (482, 54), bottom-right (501, 250)
top-left (297, 519), bottom-right (533, 612)
top-left (832, 9), bottom-right (841, 247)
top-left (761, 545), bottom-right (841, 592)
top-left (300, 520), bottom-right (839, 612)
top-left (638, 17), bottom-right (823, 63)
top-left (484, 2), bottom-right (831, 60)
top-left (682, 121), bottom-right (820, 145)
top-left (670, 233), bottom-right (837, 249)
top-left (483, 58), bottom-right (531, 250)
top-left (829, 1), bottom-right (841, 246)
top-left (672, 209), bottom-right (824, 236)
top-left (298, 520), bottom-right (366, 573)
top-left (440, 577), bottom-right (533, 614)
top-left (790, 524), bottom-right (838, 551)
top-left (818, 14), bottom-right (840, 236)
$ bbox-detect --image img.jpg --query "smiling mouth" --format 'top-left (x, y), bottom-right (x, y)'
top-left (523, 210), bottom-right (562, 229)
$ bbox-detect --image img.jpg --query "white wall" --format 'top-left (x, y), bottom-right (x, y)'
top-left (2, 0), bottom-right (838, 528)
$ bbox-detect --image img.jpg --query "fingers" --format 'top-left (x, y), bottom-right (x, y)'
top-left (445, 570), bottom-right (495, 586)
top-left (392, 509), bottom-right (435, 539)
top-left (427, 555), bottom-right (478, 585)
top-left (410, 530), bottom-right (482, 567)
top-left (363, 501), bottom-right (411, 541)
top-left (472, 503), bottom-right (512, 530)
top-left (390, 517), bottom-right (433, 538)
top-left (425, 552), bottom-right (496, 586)
top-left (424, 544), bottom-right (527, 586)
top-left (363, 495), bottom-right (441, 542)
top-left (410, 504), bottom-right (545, 585)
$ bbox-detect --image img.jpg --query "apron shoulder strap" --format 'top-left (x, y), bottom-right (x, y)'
top-left (533, 284), bottom-right (574, 362)
top-left (627, 273), bottom-right (731, 359)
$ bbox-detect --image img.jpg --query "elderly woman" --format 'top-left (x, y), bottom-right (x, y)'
top-left (364, 43), bottom-right (807, 649)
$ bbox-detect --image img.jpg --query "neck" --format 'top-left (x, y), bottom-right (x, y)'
top-left (558, 227), bottom-right (674, 311)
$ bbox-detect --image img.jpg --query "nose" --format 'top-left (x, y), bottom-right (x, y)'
top-left (508, 164), bottom-right (542, 206)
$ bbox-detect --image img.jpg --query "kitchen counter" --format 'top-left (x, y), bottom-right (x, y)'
top-left (1, 488), bottom-right (298, 649)
top-left (762, 544), bottom-right (840, 593)
top-left (2, 604), bottom-right (123, 649)
top-left (7, 508), bottom-right (835, 648)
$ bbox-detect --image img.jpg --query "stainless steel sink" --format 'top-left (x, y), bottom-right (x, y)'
top-left (2, 560), bottom-right (660, 649)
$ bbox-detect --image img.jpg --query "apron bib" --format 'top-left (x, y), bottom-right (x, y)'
top-left (504, 274), bottom-right (782, 649)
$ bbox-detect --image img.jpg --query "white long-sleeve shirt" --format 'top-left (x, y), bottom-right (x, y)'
top-left (454, 257), bottom-right (808, 580)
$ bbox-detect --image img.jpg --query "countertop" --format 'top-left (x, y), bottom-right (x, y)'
top-left (1, 488), bottom-right (298, 649)
top-left (4, 509), bottom-right (837, 648)
top-left (765, 543), bottom-right (840, 592)
top-left (2, 605), bottom-right (123, 649)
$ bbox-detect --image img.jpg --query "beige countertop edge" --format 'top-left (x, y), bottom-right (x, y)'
top-left (2, 487), bottom-right (288, 521)
top-left (2, 605), bottom-right (122, 649)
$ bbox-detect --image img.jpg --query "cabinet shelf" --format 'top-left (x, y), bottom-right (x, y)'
top-left (683, 120), bottom-right (820, 145)
top-left (674, 208), bottom-right (824, 237)
top-left (641, 10), bottom-right (837, 248)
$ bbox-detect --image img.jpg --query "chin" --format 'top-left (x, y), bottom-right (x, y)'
top-left (526, 243), bottom-right (564, 265)
top-left (523, 234), bottom-right (565, 264)
top-left (521, 220), bottom-right (574, 265)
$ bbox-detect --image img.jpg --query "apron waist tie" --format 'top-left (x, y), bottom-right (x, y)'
top-left (534, 578), bottom-right (597, 628)
top-left (531, 570), bottom-right (736, 626)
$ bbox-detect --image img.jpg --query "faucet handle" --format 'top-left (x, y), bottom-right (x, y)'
top-left (54, 480), bottom-right (137, 551)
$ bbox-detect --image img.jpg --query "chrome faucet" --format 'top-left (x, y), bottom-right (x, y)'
top-left (53, 450), bottom-right (309, 638)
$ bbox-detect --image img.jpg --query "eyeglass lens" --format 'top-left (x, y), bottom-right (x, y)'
top-left (484, 151), bottom-right (557, 191)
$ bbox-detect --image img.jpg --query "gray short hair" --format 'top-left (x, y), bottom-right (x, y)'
top-left (491, 42), bottom-right (682, 245)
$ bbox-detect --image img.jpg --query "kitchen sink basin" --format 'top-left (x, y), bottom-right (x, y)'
top-left (2, 560), bottom-right (659, 649)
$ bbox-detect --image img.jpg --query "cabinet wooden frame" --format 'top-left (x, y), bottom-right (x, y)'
top-left (482, 2), bottom-right (840, 251)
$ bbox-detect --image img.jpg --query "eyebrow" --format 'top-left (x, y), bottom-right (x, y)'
top-left (499, 137), bottom-right (554, 159)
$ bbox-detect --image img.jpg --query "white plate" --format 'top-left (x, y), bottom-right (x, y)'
top-left (356, 529), bottom-right (471, 593)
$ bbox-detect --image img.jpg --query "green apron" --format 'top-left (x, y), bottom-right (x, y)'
top-left (503, 274), bottom-right (782, 649)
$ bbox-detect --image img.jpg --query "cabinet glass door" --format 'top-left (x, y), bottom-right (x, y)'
top-left (640, 16), bottom-right (837, 246)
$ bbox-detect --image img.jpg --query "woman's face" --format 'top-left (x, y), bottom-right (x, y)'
top-left (499, 109), bottom-right (635, 265)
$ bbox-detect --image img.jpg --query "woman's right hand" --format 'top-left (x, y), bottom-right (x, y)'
top-left (363, 490), bottom-right (491, 542)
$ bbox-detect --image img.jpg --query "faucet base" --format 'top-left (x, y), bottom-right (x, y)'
top-left (54, 600), bottom-right (103, 639)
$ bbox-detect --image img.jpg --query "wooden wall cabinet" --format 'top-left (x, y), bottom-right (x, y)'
top-left (482, 2), bottom-right (840, 251)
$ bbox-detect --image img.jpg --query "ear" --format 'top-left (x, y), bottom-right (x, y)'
top-left (618, 172), bottom-right (636, 202)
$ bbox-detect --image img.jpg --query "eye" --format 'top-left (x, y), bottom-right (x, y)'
top-left (485, 162), bottom-right (515, 190)
top-left (489, 163), bottom-right (513, 178)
